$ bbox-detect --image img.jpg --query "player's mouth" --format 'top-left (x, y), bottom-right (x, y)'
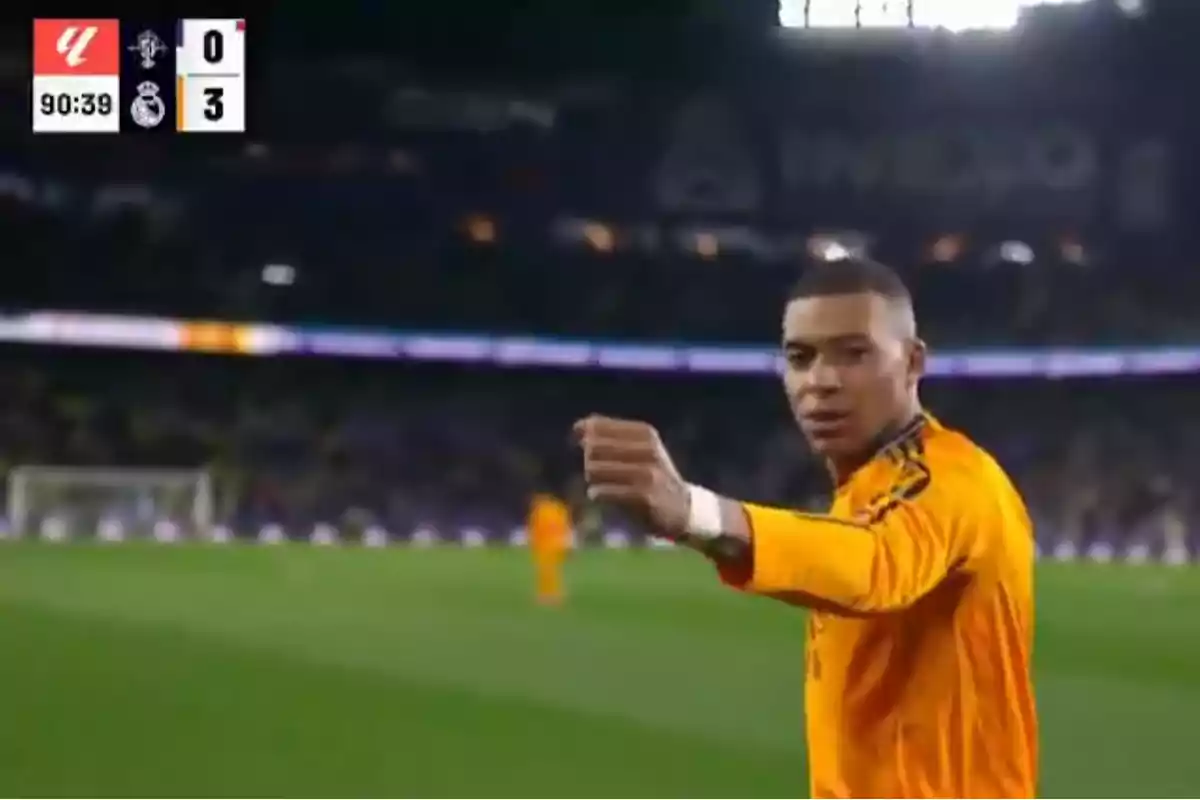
top-left (801, 409), bottom-right (853, 438)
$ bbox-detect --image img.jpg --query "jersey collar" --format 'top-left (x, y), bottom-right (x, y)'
top-left (834, 411), bottom-right (931, 486)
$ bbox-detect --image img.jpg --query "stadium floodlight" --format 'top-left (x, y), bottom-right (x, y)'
top-left (999, 240), bottom-right (1035, 265)
top-left (808, 231), bottom-right (869, 262)
top-left (261, 263), bottom-right (295, 285)
top-left (7, 465), bottom-right (214, 541)
top-left (780, 0), bottom-right (1093, 31)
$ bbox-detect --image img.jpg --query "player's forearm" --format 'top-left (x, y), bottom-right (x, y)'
top-left (704, 500), bottom-right (940, 613)
top-left (737, 503), bottom-right (878, 606)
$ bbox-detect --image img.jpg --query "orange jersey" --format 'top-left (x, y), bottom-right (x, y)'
top-left (528, 494), bottom-right (571, 551)
top-left (718, 415), bottom-right (1037, 798)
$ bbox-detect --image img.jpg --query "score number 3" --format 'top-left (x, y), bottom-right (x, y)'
top-left (203, 87), bottom-right (224, 121)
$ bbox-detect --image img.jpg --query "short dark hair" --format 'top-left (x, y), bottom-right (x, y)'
top-left (788, 257), bottom-right (911, 303)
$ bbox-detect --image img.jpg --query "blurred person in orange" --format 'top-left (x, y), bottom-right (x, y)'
top-left (528, 490), bottom-right (572, 606)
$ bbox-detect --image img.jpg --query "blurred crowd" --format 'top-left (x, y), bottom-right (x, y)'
top-left (2, 3), bottom-right (1198, 553)
top-left (0, 348), bottom-right (1195, 553)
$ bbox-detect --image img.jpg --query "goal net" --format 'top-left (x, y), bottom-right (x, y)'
top-left (6, 466), bottom-right (215, 542)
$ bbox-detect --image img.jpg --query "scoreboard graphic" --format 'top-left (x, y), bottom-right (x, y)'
top-left (31, 19), bottom-right (121, 133)
top-left (31, 17), bottom-right (247, 134)
top-left (176, 19), bottom-right (246, 133)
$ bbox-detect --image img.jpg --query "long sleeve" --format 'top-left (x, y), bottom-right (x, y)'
top-left (719, 474), bottom-right (989, 613)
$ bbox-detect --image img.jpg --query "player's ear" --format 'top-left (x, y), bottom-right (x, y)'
top-left (906, 338), bottom-right (927, 385)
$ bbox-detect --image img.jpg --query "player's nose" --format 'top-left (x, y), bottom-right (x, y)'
top-left (805, 361), bottom-right (846, 392)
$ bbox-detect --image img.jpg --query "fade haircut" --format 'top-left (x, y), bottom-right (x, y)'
top-left (789, 257), bottom-right (912, 304)
top-left (788, 257), bottom-right (918, 339)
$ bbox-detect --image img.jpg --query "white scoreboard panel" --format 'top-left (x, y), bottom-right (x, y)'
top-left (32, 75), bottom-right (121, 133)
top-left (175, 18), bottom-right (245, 133)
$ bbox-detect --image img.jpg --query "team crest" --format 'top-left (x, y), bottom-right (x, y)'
top-left (130, 81), bottom-right (165, 129)
top-left (128, 29), bottom-right (166, 69)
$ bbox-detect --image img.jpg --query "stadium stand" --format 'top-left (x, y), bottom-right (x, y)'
top-left (0, 0), bottom-right (1194, 561)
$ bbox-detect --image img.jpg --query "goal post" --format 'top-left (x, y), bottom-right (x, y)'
top-left (6, 466), bottom-right (215, 541)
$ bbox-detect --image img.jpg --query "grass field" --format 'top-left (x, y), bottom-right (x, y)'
top-left (0, 543), bottom-right (1197, 798)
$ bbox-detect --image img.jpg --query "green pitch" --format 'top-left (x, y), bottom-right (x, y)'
top-left (0, 544), bottom-right (1197, 798)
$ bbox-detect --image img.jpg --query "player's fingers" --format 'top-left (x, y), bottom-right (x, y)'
top-left (584, 461), bottom-right (648, 487)
top-left (573, 415), bottom-right (654, 442)
top-left (584, 438), bottom-right (658, 463)
top-left (572, 415), bottom-right (609, 439)
top-left (585, 484), bottom-right (646, 503)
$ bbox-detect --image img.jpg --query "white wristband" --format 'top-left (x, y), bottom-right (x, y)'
top-left (686, 484), bottom-right (724, 541)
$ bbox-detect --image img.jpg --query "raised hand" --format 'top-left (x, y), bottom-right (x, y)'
top-left (573, 414), bottom-right (691, 540)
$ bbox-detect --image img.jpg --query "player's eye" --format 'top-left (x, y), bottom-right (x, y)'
top-left (837, 345), bottom-right (871, 363)
top-left (786, 349), bottom-right (814, 368)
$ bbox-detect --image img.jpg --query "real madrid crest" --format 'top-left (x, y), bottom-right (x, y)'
top-left (130, 81), bottom-right (165, 129)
